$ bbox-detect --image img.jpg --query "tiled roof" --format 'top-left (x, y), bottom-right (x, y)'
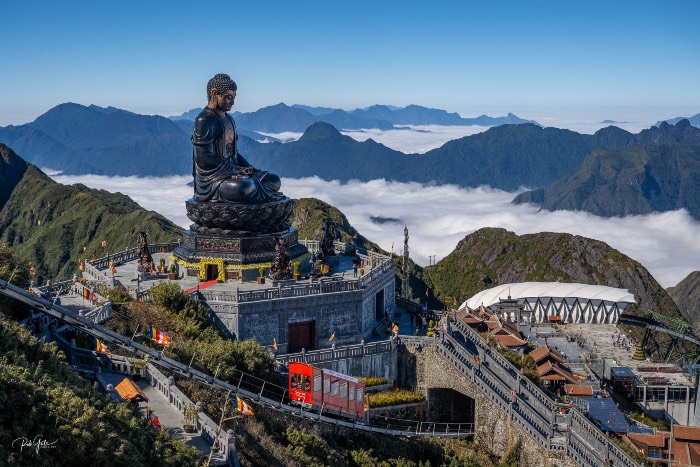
top-left (530, 345), bottom-right (550, 362)
top-left (628, 432), bottom-right (667, 448)
top-left (115, 378), bottom-right (148, 403)
top-left (492, 334), bottom-right (527, 348)
top-left (675, 426), bottom-right (700, 441)
top-left (537, 361), bottom-right (553, 375)
top-left (564, 384), bottom-right (594, 397)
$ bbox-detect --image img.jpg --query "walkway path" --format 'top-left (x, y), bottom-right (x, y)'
top-left (100, 370), bottom-right (226, 465)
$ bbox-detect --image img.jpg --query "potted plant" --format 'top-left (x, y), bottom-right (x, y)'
top-left (359, 268), bottom-right (365, 277)
top-left (257, 266), bottom-right (266, 284)
top-left (293, 262), bottom-right (301, 280)
top-left (159, 258), bottom-right (166, 274)
top-left (130, 357), bottom-right (148, 381)
top-left (168, 263), bottom-right (178, 280)
top-left (182, 404), bottom-right (199, 433)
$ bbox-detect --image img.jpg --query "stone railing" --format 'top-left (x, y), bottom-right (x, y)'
top-left (198, 276), bottom-right (362, 304)
top-left (87, 242), bottom-right (180, 270)
top-left (83, 261), bottom-right (114, 284)
top-left (359, 257), bottom-right (393, 287)
top-left (442, 315), bottom-right (638, 467)
top-left (34, 279), bottom-right (74, 296)
top-left (144, 363), bottom-right (238, 465)
top-left (275, 338), bottom-right (396, 366)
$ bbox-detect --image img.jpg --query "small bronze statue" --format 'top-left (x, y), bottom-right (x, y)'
top-left (136, 230), bottom-right (154, 272)
top-left (269, 237), bottom-right (292, 280)
top-left (319, 218), bottom-right (337, 260)
top-left (192, 73), bottom-right (282, 203)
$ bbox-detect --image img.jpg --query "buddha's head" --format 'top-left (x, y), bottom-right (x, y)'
top-left (207, 73), bottom-right (237, 112)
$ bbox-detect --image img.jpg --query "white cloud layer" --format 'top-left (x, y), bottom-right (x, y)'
top-left (255, 125), bottom-right (490, 154)
top-left (49, 174), bottom-right (700, 288)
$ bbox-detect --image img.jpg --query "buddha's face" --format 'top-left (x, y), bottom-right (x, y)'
top-left (215, 89), bottom-right (236, 112)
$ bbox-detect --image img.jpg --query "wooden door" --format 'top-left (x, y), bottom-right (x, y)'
top-left (288, 321), bottom-right (315, 353)
top-left (206, 264), bottom-right (218, 281)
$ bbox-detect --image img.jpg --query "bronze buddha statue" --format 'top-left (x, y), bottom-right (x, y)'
top-left (192, 73), bottom-right (282, 203)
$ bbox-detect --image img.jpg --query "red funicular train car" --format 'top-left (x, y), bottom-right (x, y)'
top-left (288, 362), bottom-right (367, 420)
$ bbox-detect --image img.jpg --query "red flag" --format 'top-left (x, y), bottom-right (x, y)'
top-left (147, 407), bottom-right (161, 428)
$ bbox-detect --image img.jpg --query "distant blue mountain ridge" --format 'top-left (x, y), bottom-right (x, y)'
top-left (655, 112), bottom-right (700, 128)
top-left (169, 103), bottom-right (540, 133)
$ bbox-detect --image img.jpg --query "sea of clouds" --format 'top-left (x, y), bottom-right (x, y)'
top-left (259, 125), bottom-right (492, 154)
top-left (48, 173), bottom-right (700, 288)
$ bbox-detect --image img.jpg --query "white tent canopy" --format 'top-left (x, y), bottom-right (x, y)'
top-left (461, 282), bottom-right (636, 324)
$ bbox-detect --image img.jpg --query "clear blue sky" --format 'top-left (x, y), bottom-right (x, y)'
top-left (1, 0), bottom-right (698, 125)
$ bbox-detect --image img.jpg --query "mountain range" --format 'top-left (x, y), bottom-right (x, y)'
top-left (2, 141), bottom-right (698, 330)
top-left (655, 112), bottom-right (700, 128)
top-left (0, 103), bottom-right (191, 176)
top-left (171, 103), bottom-right (540, 133)
top-left (512, 120), bottom-right (700, 219)
top-left (3, 103), bottom-right (700, 217)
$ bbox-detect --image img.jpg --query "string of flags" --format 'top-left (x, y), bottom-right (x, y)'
top-left (150, 325), bottom-right (172, 347)
top-left (392, 323), bottom-right (399, 335)
top-left (29, 263), bottom-right (36, 277)
top-left (273, 338), bottom-right (278, 351)
top-left (328, 331), bottom-right (335, 342)
top-left (95, 338), bottom-right (111, 355)
top-left (235, 396), bottom-right (254, 416)
top-left (101, 241), bottom-right (107, 248)
top-left (147, 407), bottom-right (161, 428)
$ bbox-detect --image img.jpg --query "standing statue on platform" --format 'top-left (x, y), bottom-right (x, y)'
top-left (192, 73), bottom-right (282, 203)
top-left (136, 230), bottom-right (154, 272)
top-left (270, 237), bottom-right (292, 280)
top-left (319, 218), bottom-right (337, 260)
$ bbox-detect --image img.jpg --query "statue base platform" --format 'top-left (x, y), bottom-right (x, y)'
top-left (173, 227), bottom-right (306, 264)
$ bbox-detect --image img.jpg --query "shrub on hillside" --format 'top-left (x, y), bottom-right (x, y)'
top-left (368, 389), bottom-right (426, 408)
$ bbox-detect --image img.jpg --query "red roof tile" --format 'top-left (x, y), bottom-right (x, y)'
top-left (674, 426), bottom-right (700, 442)
top-left (492, 334), bottom-right (527, 348)
top-left (530, 345), bottom-right (551, 362)
top-left (564, 384), bottom-right (594, 397)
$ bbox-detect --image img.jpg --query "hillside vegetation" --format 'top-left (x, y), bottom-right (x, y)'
top-left (514, 142), bottom-right (700, 220)
top-left (667, 271), bottom-right (700, 329)
top-left (0, 145), bottom-right (182, 284)
top-left (422, 227), bottom-right (685, 322)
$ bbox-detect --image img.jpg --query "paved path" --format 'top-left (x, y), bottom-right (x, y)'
top-left (101, 371), bottom-right (226, 464)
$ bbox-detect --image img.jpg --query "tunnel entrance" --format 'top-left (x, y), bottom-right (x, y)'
top-left (426, 388), bottom-right (475, 425)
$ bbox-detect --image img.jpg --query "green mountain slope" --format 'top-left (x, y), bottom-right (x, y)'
top-left (422, 227), bottom-right (684, 322)
top-left (0, 315), bottom-right (200, 466)
top-left (0, 144), bottom-right (183, 284)
top-left (513, 143), bottom-right (700, 219)
top-left (290, 197), bottom-right (383, 252)
top-left (667, 271), bottom-right (700, 328)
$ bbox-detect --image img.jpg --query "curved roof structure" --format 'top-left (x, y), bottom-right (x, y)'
top-left (462, 282), bottom-right (636, 310)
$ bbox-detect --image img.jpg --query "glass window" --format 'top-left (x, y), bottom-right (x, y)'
top-left (324, 378), bottom-right (330, 394)
top-left (332, 380), bottom-right (339, 396)
top-left (340, 382), bottom-right (348, 399)
top-left (357, 388), bottom-right (363, 402)
top-left (349, 385), bottom-right (355, 401)
top-left (314, 374), bottom-right (322, 392)
top-left (291, 373), bottom-right (297, 389)
top-left (304, 376), bottom-right (310, 391)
